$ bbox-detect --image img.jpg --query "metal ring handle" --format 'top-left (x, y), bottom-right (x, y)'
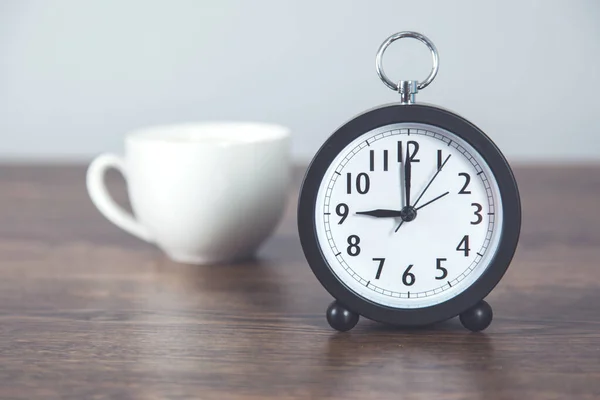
top-left (376, 31), bottom-right (439, 91)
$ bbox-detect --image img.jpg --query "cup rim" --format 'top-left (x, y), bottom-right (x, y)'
top-left (125, 121), bottom-right (290, 146)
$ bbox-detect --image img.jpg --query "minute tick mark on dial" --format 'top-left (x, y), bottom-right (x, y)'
top-left (447, 281), bottom-right (452, 287)
top-left (334, 252), bottom-right (341, 257)
top-left (477, 252), bottom-right (484, 257)
top-left (477, 170), bottom-right (484, 175)
top-left (334, 171), bottom-right (341, 175)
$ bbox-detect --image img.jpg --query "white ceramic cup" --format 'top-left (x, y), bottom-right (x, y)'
top-left (86, 122), bottom-right (290, 264)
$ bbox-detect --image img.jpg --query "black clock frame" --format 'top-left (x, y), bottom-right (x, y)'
top-left (298, 103), bottom-right (521, 327)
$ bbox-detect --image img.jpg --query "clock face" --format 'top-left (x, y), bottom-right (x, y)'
top-left (314, 122), bottom-right (504, 309)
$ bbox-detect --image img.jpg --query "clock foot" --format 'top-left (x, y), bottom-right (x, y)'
top-left (460, 300), bottom-right (493, 332)
top-left (326, 301), bottom-right (359, 332)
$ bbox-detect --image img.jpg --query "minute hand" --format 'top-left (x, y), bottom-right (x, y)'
top-left (404, 147), bottom-right (412, 206)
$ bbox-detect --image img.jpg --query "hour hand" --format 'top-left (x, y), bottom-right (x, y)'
top-left (356, 209), bottom-right (403, 218)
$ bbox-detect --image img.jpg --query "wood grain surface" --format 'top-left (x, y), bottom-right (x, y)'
top-left (0, 165), bottom-right (599, 400)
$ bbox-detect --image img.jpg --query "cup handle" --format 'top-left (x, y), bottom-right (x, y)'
top-left (86, 153), bottom-right (153, 243)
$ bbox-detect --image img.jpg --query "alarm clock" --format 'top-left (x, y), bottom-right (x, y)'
top-left (298, 31), bottom-right (521, 332)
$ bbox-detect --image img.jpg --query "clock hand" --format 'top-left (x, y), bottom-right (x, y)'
top-left (412, 154), bottom-right (451, 207)
top-left (395, 154), bottom-right (452, 233)
top-left (399, 152), bottom-right (406, 209)
top-left (395, 220), bottom-right (405, 231)
top-left (356, 209), bottom-right (403, 218)
top-left (415, 191), bottom-right (450, 210)
top-left (404, 147), bottom-right (412, 206)
top-left (391, 192), bottom-right (448, 232)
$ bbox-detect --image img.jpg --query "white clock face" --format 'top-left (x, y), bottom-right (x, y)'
top-left (315, 123), bottom-right (503, 309)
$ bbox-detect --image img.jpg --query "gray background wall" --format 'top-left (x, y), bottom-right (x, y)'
top-left (1, 0), bottom-right (599, 163)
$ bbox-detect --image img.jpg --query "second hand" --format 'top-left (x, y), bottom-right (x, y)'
top-left (394, 154), bottom-right (452, 233)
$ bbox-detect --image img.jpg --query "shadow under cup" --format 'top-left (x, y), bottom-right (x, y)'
top-left (91, 122), bottom-right (291, 265)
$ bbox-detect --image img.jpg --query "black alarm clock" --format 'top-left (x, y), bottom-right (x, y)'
top-left (298, 31), bottom-right (521, 332)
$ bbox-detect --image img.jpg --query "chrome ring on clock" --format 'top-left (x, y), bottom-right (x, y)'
top-left (375, 31), bottom-right (439, 91)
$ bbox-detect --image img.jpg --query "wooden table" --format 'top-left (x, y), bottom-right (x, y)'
top-left (0, 165), bottom-right (599, 399)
